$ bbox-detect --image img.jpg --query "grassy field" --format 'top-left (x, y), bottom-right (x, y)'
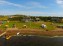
top-left (0, 21), bottom-right (57, 31)
top-left (0, 16), bottom-right (63, 31)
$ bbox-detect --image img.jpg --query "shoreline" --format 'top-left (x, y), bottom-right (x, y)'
top-left (5, 30), bottom-right (63, 36)
top-left (12, 35), bottom-right (63, 38)
top-left (1, 29), bottom-right (63, 37)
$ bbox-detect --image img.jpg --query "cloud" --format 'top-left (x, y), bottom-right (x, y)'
top-left (56, 0), bottom-right (63, 7)
top-left (0, 10), bottom-right (63, 17)
top-left (15, 11), bottom-right (63, 16)
top-left (0, 0), bottom-right (36, 9)
top-left (26, 2), bottom-right (48, 8)
top-left (0, 0), bottom-right (24, 7)
top-left (0, 11), bottom-right (50, 15)
top-left (56, 0), bottom-right (63, 4)
top-left (0, 0), bottom-right (48, 9)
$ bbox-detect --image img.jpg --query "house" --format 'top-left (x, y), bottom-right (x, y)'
top-left (51, 17), bottom-right (62, 22)
top-left (22, 16), bottom-right (31, 22)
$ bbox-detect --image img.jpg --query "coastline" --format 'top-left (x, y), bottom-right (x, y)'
top-left (1, 29), bottom-right (63, 38)
top-left (13, 35), bottom-right (63, 38)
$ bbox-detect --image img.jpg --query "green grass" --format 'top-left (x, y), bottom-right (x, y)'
top-left (55, 23), bottom-right (63, 26)
top-left (0, 21), bottom-right (56, 31)
top-left (46, 22), bottom-right (56, 30)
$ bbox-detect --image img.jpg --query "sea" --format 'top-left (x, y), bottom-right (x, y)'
top-left (0, 35), bottom-right (63, 46)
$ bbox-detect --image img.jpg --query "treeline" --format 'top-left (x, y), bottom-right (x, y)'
top-left (0, 15), bottom-right (63, 23)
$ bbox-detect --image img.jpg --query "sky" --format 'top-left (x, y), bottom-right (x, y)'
top-left (0, 0), bottom-right (63, 16)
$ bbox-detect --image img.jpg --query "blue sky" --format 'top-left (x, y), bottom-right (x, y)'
top-left (0, 0), bottom-right (63, 16)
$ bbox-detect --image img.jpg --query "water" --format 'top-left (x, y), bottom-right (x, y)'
top-left (1, 36), bottom-right (63, 46)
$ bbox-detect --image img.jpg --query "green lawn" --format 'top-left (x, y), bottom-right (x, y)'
top-left (0, 21), bottom-right (56, 31)
top-left (55, 23), bottom-right (63, 26)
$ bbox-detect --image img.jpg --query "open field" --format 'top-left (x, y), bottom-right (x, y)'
top-left (0, 15), bottom-right (63, 31)
top-left (0, 21), bottom-right (57, 31)
top-left (0, 16), bottom-right (63, 38)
